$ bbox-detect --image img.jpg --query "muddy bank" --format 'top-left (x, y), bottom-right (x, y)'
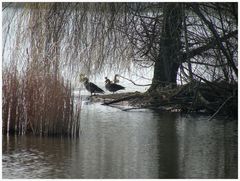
top-left (91, 81), bottom-right (237, 118)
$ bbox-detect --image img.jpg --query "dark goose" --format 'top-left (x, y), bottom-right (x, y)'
top-left (83, 77), bottom-right (104, 96)
top-left (105, 77), bottom-right (125, 93)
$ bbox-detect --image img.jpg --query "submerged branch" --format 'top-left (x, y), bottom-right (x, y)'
top-left (207, 96), bottom-right (233, 121)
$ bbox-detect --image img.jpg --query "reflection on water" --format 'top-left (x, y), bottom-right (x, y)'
top-left (2, 103), bottom-right (237, 178)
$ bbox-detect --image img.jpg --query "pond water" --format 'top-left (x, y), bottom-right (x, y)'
top-left (2, 101), bottom-right (238, 179)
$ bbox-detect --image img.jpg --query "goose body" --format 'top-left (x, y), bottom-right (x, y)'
top-left (105, 78), bottom-right (125, 93)
top-left (83, 78), bottom-right (104, 96)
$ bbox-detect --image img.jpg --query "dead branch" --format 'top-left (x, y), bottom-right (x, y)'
top-left (102, 93), bottom-right (141, 105)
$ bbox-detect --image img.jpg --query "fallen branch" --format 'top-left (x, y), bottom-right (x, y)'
top-left (102, 93), bottom-right (141, 105)
top-left (122, 107), bottom-right (151, 111)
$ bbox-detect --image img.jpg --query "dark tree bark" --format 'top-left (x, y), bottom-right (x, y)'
top-left (149, 3), bottom-right (183, 91)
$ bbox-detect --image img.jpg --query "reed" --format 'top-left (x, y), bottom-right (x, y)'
top-left (2, 3), bottom-right (83, 137)
top-left (2, 64), bottom-right (81, 138)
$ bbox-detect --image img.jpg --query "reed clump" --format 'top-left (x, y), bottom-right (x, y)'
top-left (3, 65), bottom-right (81, 138)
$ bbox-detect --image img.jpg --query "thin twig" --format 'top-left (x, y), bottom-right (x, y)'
top-left (207, 96), bottom-right (233, 121)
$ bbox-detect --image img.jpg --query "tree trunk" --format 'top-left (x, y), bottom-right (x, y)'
top-left (149, 3), bottom-right (183, 91)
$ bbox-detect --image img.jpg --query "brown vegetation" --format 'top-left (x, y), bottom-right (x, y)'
top-left (2, 65), bottom-right (81, 137)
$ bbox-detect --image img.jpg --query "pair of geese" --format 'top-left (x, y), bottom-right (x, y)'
top-left (81, 75), bottom-right (125, 96)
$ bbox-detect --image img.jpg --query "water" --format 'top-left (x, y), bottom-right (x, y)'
top-left (2, 102), bottom-right (237, 179)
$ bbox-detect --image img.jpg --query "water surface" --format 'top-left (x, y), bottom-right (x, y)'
top-left (2, 102), bottom-right (237, 178)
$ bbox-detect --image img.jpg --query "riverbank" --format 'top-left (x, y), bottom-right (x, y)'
top-left (92, 81), bottom-right (237, 117)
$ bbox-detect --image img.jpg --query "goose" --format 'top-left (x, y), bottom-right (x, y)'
top-left (113, 74), bottom-right (119, 83)
top-left (105, 77), bottom-right (125, 93)
top-left (82, 77), bottom-right (104, 96)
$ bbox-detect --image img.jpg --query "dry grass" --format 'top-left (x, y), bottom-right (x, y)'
top-left (2, 65), bottom-right (81, 137)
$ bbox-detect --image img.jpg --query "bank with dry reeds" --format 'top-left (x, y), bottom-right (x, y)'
top-left (3, 66), bottom-right (81, 137)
